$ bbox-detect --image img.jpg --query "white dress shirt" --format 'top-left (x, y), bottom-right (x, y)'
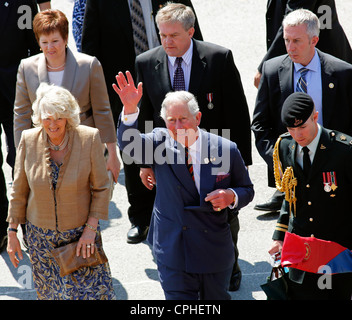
top-left (168, 40), bottom-right (193, 91)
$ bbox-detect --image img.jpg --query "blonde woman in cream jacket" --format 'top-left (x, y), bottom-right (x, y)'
top-left (7, 84), bottom-right (116, 300)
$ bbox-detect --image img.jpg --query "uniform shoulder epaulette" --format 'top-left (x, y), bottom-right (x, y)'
top-left (279, 132), bottom-right (291, 139)
top-left (329, 130), bottom-right (352, 146)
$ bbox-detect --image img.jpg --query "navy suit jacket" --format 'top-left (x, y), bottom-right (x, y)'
top-left (117, 118), bottom-right (254, 273)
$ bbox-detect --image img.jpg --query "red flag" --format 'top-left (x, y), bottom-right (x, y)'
top-left (281, 232), bottom-right (352, 274)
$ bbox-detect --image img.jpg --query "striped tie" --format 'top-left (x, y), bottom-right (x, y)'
top-left (130, 0), bottom-right (149, 56)
top-left (185, 147), bottom-right (194, 181)
top-left (296, 67), bottom-right (309, 93)
top-left (173, 57), bottom-right (186, 91)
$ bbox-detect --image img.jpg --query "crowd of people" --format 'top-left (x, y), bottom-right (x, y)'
top-left (1, 0), bottom-right (352, 300)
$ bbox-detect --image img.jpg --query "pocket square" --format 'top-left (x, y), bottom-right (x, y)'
top-left (216, 172), bottom-right (230, 183)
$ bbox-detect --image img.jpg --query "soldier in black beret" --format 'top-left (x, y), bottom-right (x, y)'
top-left (268, 92), bottom-right (352, 300)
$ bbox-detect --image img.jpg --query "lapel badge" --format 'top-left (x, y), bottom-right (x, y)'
top-left (204, 157), bottom-right (216, 164)
top-left (329, 83), bottom-right (334, 89)
top-left (206, 93), bottom-right (214, 110)
top-left (320, 144), bottom-right (326, 149)
top-left (4, 2), bottom-right (9, 6)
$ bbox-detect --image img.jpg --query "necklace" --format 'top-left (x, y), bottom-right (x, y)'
top-left (48, 132), bottom-right (69, 151)
top-left (47, 62), bottom-right (66, 70)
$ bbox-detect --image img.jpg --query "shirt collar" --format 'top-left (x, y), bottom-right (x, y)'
top-left (168, 40), bottom-right (193, 67)
top-left (298, 123), bottom-right (322, 155)
top-left (294, 49), bottom-right (320, 73)
top-left (188, 127), bottom-right (201, 153)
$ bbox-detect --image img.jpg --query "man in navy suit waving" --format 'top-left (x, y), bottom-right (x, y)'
top-left (114, 71), bottom-right (254, 300)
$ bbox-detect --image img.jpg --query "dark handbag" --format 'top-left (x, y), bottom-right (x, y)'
top-left (260, 266), bottom-right (288, 300)
top-left (51, 237), bottom-right (108, 277)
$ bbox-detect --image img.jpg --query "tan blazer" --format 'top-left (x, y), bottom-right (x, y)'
top-left (7, 125), bottom-right (110, 231)
top-left (14, 47), bottom-right (116, 147)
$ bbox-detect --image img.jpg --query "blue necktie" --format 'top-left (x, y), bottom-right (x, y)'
top-left (296, 67), bottom-right (309, 93)
top-left (173, 57), bottom-right (185, 91)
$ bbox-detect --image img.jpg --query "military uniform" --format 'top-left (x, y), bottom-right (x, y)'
top-left (273, 128), bottom-right (352, 299)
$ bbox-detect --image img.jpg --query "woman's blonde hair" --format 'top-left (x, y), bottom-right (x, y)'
top-left (32, 83), bottom-right (80, 129)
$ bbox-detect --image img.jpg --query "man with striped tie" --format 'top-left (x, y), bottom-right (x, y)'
top-left (114, 75), bottom-right (254, 299)
top-left (134, 3), bottom-right (251, 291)
top-left (251, 8), bottom-right (352, 213)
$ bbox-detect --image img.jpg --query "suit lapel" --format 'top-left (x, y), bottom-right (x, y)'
top-left (165, 137), bottom-right (199, 198)
top-left (199, 131), bottom-right (218, 206)
top-left (318, 50), bottom-right (337, 127)
top-left (38, 53), bottom-right (49, 84)
top-left (287, 139), bottom-right (304, 177)
top-left (61, 48), bottom-right (77, 92)
top-left (37, 47), bottom-right (78, 90)
top-left (189, 40), bottom-right (206, 93)
top-left (154, 50), bottom-right (173, 93)
top-left (278, 56), bottom-right (294, 101)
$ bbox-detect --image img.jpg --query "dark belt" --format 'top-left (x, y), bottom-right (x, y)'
top-left (80, 108), bottom-right (93, 122)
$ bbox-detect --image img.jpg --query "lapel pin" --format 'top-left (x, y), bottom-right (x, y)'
top-left (329, 83), bottom-right (334, 89)
top-left (4, 2), bottom-right (9, 6)
top-left (320, 144), bottom-right (326, 149)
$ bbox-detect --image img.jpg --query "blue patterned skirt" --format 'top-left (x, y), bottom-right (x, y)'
top-left (26, 221), bottom-right (116, 300)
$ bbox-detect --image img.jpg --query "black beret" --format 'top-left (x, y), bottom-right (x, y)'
top-left (281, 92), bottom-right (314, 127)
